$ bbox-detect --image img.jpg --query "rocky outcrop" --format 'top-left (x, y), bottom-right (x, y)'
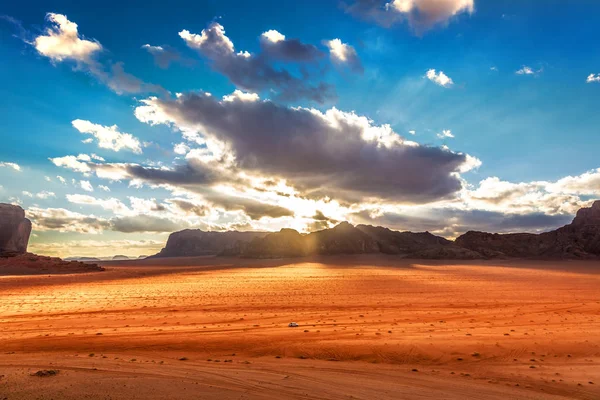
top-left (151, 229), bottom-right (269, 258)
top-left (0, 204), bottom-right (32, 256)
top-left (455, 200), bottom-right (600, 259)
top-left (236, 222), bottom-right (465, 259)
top-left (0, 203), bottom-right (104, 275)
top-left (153, 201), bottom-right (600, 260)
top-left (307, 222), bottom-right (381, 255)
top-left (242, 229), bottom-right (310, 258)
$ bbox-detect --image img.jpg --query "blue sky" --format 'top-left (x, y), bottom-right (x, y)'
top-left (1, 0), bottom-right (599, 257)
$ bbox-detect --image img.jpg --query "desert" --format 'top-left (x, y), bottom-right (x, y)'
top-left (0, 256), bottom-right (599, 399)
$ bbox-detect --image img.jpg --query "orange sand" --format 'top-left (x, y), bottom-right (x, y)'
top-left (0, 256), bottom-right (598, 399)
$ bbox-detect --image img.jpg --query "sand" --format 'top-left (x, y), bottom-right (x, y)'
top-left (0, 255), bottom-right (598, 399)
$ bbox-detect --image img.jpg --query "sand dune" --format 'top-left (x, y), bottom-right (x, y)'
top-left (0, 257), bottom-right (598, 399)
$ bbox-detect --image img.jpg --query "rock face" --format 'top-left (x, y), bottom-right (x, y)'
top-left (455, 200), bottom-right (600, 259)
top-left (153, 201), bottom-right (600, 260)
top-left (0, 204), bottom-right (32, 255)
top-left (151, 229), bottom-right (269, 258)
top-left (243, 229), bottom-right (310, 258)
top-left (236, 222), bottom-right (463, 259)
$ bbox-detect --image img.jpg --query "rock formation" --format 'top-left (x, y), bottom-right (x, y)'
top-left (237, 223), bottom-right (470, 259)
top-left (152, 201), bottom-right (600, 260)
top-left (0, 203), bottom-right (103, 274)
top-left (455, 200), bottom-right (600, 259)
top-left (0, 203), bottom-right (32, 256)
top-left (151, 229), bottom-right (269, 258)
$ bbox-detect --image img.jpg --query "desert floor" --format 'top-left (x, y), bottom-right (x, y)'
top-left (0, 255), bottom-right (599, 399)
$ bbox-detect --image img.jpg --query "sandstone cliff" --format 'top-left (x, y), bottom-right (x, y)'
top-left (455, 201), bottom-right (600, 259)
top-left (0, 203), bottom-right (103, 274)
top-left (0, 203), bottom-right (32, 255)
top-left (151, 229), bottom-right (269, 258)
top-left (235, 222), bottom-right (466, 259)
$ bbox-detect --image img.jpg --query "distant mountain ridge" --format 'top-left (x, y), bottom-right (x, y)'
top-left (151, 201), bottom-right (600, 260)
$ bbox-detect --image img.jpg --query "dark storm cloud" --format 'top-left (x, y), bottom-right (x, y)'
top-left (179, 22), bottom-right (335, 103)
top-left (137, 92), bottom-right (478, 203)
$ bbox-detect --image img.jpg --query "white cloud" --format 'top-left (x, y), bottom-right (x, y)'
top-left (36, 191), bottom-right (56, 199)
top-left (45, 176), bottom-right (52, 182)
top-left (27, 206), bottom-right (109, 234)
top-left (324, 39), bottom-right (362, 73)
top-left (72, 119), bottom-right (142, 154)
top-left (22, 191), bottom-right (33, 198)
top-left (173, 143), bottom-right (190, 155)
top-left (33, 13), bottom-right (102, 64)
top-left (179, 23), bottom-right (234, 57)
top-left (50, 155), bottom-right (92, 174)
top-left (98, 185), bottom-right (111, 192)
top-left (0, 161), bottom-right (21, 171)
top-left (66, 194), bottom-right (129, 214)
top-left (222, 90), bottom-right (260, 103)
top-left (516, 66), bottom-right (534, 75)
top-left (261, 30), bottom-right (285, 43)
top-left (91, 153), bottom-right (105, 161)
top-left (408, 130), bottom-right (416, 135)
top-left (587, 74), bottom-right (600, 83)
top-left (426, 69), bottom-right (454, 87)
top-left (386, 0), bottom-right (474, 32)
top-left (31, 14), bottom-right (165, 96)
top-left (80, 180), bottom-right (94, 192)
top-left (437, 129), bottom-right (455, 139)
top-left (57, 176), bottom-right (67, 184)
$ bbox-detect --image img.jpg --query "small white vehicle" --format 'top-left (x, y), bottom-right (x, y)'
top-left (288, 322), bottom-right (299, 327)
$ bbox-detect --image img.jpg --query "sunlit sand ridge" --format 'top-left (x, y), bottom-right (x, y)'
top-left (0, 257), bottom-right (599, 399)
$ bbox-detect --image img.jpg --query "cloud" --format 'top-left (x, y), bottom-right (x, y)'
top-left (133, 91), bottom-right (479, 203)
top-left (463, 176), bottom-right (592, 216)
top-left (0, 161), bottom-right (21, 171)
top-left (50, 155), bottom-right (92, 174)
top-left (29, 239), bottom-right (165, 258)
top-left (324, 39), bottom-right (363, 73)
top-left (66, 193), bottom-right (129, 214)
top-left (437, 129), bottom-right (454, 139)
top-left (28, 206), bottom-right (110, 234)
top-left (31, 13), bottom-right (165, 96)
top-left (142, 44), bottom-right (183, 68)
top-left (587, 74), bottom-right (600, 83)
top-left (56, 175), bottom-right (67, 184)
top-left (352, 207), bottom-right (574, 237)
top-left (426, 69), bottom-right (454, 87)
top-left (36, 191), bottom-right (56, 199)
top-left (344, 0), bottom-right (474, 33)
top-left (260, 30), bottom-right (324, 62)
top-left (72, 119), bottom-right (143, 153)
top-left (173, 143), bottom-right (190, 155)
top-left (110, 215), bottom-right (187, 233)
top-left (516, 66), bottom-right (534, 75)
top-left (179, 22), bottom-right (335, 103)
top-left (103, 62), bottom-right (167, 95)
top-left (98, 185), bottom-right (110, 192)
top-left (80, 180), bottom-right (94, 192)
top-left (33, 13), bottom-right (102, 63)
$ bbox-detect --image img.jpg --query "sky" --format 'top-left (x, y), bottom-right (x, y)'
top-left (1, 0), bottom-right (600, 258)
